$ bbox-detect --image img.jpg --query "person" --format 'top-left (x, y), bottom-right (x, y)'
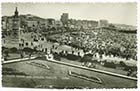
top-left (4, 57), bottom-right (7, 61)
top-left (127, 69), bottom-right (133, 76)
top-left (3, 40), bottom-right (5, 44)
top-left (20, 53), bottom-right (24, 58)
top-left (31, 42), bottom-right (33, 46)
top-left (78, 52), bottom-right (80, 56)
top-left (29, 53), bottom-right (32, 59)
top-left (45, 48), bottom-right (48, 53)
top-left (52, 45), bottom-right (55, 49)
top-left (72, 51), bottom-right (74, 54)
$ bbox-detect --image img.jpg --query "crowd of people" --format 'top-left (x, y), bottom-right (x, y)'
top-left (2, 25), bottom-right (137, 61)
top-left (49, 28), bottom-right (137, 60)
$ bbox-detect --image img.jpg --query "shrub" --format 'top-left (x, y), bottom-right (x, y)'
top-left (103, 61), bottom-right (116, 68)
top-left (53, 52), bottom-right (61, 61)
top-left (2, 46), bottom-right (8, 51)
top-left (119, 61), bottom-right (126, 67)
top-left (10, 47), bottom-right (18, 53)
top-left (80, 54), bottom-right (93, 62)
top-left (66, 54), bottom-right (81, 60)
top-left (23, 47), bottom-right (33, 53)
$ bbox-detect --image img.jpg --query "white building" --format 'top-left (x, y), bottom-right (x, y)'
top-left (98, 19), bottom-right (109, 28)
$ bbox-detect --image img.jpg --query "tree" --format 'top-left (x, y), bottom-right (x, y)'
top-left (119, 61), bottom-right (126, 67)
top-left (4, 49), bottom-right (9, 58)
top-left (2, 46), bottom-right (7, 53)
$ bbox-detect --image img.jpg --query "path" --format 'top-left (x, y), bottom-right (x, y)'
top-left (45, 55), bottom-right (137, 81)
top-left (2, 56), bottom-right (37, 64)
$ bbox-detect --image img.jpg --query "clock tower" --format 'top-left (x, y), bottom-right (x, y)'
top-left (12, 7), bottom-right (20, 38)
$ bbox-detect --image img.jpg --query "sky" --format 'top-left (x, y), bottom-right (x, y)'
top-left (1, 3), bottom-right (137, 26)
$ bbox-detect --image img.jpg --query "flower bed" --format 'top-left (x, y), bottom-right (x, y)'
top-left (68, 70), bottom-right (102, 84)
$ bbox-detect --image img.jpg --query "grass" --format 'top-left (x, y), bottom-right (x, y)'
top-left (60, 57), bottom-right (128, 75)
top-left (2, 59), bottom-right (137, 88)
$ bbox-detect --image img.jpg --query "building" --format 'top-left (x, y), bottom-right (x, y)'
top-left (12, 7), bottom-right (20, 37)
top-left (114, 24), bottom-right (136, 30)
top-left (6, 17), bottom-right (13, 32)
top-left (27, 20), bottom-right (38, 27)
top-left (98, 19), bottom-right (109, 28)
top-left (68, 19), bottom-right (98, 30)
top-left (46, 18), bottom-right (56, 28)
top-left (2, 17), bottom-right (7, 31)
top-left (60, 13), bottom-right (69, 26)
top-left (55, 20), bottom-right (63, 28)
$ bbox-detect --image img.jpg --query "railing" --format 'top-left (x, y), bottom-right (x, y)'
top-left (2, 56), bottom-right (37, 64)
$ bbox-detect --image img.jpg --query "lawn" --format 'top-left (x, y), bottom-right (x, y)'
top-left (2, 59), bottom-right (137, 88)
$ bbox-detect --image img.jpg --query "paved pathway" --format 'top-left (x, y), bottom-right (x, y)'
top-left (45, 55), bottom-right (137, 81)
top-left (2, 56), bottom-right (37, 64)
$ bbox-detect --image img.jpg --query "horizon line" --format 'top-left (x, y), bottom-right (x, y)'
top-left (2, 14), bottom-right (136, 27)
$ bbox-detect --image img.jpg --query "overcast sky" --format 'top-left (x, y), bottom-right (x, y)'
top-left (1, 3), bottom-right (137, 26)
